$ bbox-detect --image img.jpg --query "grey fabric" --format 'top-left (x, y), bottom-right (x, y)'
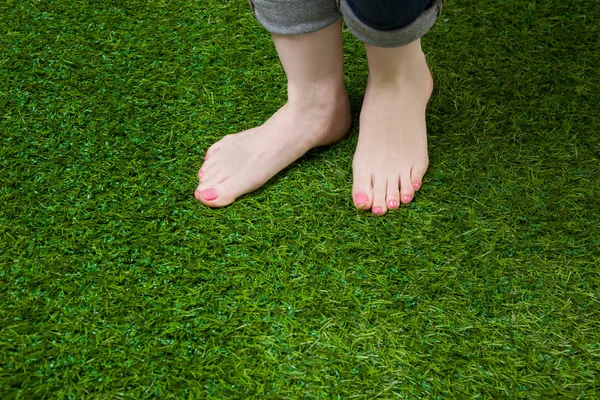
top-left (249, 0), bottom-right (444, 47)
top-left (249, 0), bottom-right (341, 36)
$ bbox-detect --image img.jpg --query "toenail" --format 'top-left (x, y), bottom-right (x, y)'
top-left (372, 206), bottom-right (383, 215)
top-left (201, 188), bottom-right (218, 201)
top-left (388, 200), bottom-right (398, 208)
top-left (198, 170), bottom-right (204, 177)
top-left (355, 193), bottom-right (369, 206)
top-left (403, 195), bottom-right (412, 202)
top-left (413, 182), bottom-right (420, 189)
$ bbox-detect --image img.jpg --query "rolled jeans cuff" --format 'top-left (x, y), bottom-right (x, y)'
top-left (339, 0), bottom-right (444, 48)
top-left (248, 0), bottom-right (342, 36)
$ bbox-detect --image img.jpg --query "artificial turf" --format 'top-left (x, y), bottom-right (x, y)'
top-left (1, 0), bottom-right (599, 398)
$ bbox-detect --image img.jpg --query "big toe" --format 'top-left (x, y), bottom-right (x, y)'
top-left (195, 179), bottom-right (237, 208)
top-left (352, 171), bottom-right (373, 210)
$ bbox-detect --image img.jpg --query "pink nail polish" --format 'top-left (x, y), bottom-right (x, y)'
top-left (372, 206), bottom-right (383, 215)
top-left (388, 200), bottom-right (398, 208)
top-left (198, 170), bottom-right (204, 177)
top-left (201, 188), bottom-right (218, 201)
top-left (355, 193), bottom-right (368, 206)
top-left (403, 195), bottom-right (412, 203)
top-left (413, 182), bottom-right (420, 189)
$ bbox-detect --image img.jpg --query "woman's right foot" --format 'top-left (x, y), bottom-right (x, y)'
top-left (195, 84), bottom-right (351, 207)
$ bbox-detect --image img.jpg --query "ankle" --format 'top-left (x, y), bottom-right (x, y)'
top-left (286, 78), bottom-right (347, 110)
top-left (365, 40), bottom-right (430, 88)
top-left (369, 57), bottom-right (429, 87)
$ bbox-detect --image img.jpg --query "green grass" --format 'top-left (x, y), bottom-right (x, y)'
top-left (1, 0), bottom-right (599, 398)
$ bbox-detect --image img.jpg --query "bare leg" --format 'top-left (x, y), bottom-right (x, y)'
top-left (196, 20), bottom-right (351, 207)
top-left (352, 39), bottom-right (432, 215)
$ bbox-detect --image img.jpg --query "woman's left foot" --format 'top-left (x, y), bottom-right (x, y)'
top-left (352, 40), bottom-right (433, 215)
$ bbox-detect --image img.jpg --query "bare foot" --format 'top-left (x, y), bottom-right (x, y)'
top-left (352, 41), bottom-right (432, 215)
top-left (195, 86), bottom-right (351, 207)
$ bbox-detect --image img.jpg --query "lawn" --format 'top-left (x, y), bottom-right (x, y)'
top-left (1, 0), bottom-right (599, 398)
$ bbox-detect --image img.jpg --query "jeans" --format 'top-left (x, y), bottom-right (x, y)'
top-left (347, 0), bottom-right (431, 31)
top-left (248, 0), bottom-right (444, 47)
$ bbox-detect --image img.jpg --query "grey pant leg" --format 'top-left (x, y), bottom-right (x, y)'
top-left (249, 0), bottom-right (341, 36)
top-left (339, 0), bottom-right (445, 48)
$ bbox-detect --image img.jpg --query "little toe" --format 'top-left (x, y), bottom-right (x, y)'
top-left (371, 178), bottom-right (388, 215)
top-left (411, 162), bottom-right (428, 191)
top-left (386, 176), bottom-right (401, 210)
top-left (352, 172), bottom-right (373, 210)
top-left (400, 172), bottom-right (415, 204)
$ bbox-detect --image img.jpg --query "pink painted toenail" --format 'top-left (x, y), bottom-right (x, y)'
top-left (198, 170), bottom-right (204, 177)
top-left (413, 183), bottom-right (420, 189)
top-left (403, 195), bottom-right (412, 202)
top-left (388, 200), bottom-right (398, 208)
top-left (201, 188), bottom-right (218, 201)
top-left (372, 207), bottom-right (383, 215)
top-left (355, 193), bottom-right (369, 206)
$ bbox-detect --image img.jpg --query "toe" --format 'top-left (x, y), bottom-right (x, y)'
top-left (198, 165), bottom-right (211, 180)
top-left (386, 176), bottom-right (400, 210)
top-left (198, 171), bottom-right (207, 182)
top-left (352, 171), bottom-right (373, 210)
top-left (198, 154), bottom-right (218, 180)
top-left (204, 143), bottom-right (220, 160)
top-left (371, 177), bottom-right (388, 215)
top-left (400, 171), bottom-right (415, 203)
top-left (195, 187), bottom-right (218, 202)
top-left (195, 178), bottom-right (237, 208)
top-left (200, 167), bottom-right (228, 187)
top-left (411, 162), bottom-right (428, 191)
top-left (198, 164), bottom-right (217, 182)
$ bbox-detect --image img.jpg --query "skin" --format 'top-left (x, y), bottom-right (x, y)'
top-left (195, 19), bottom-right (432, 215)
top-left (352, 39), bottom-right (432, 215)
